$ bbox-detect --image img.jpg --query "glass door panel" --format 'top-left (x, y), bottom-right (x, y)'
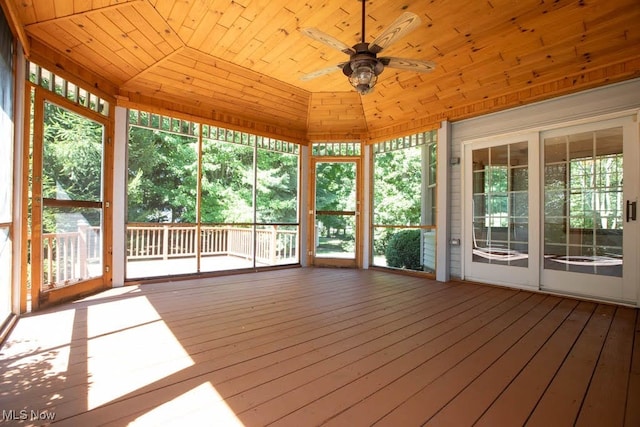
top-left (543, 128), bottom-right (623, 276)
top-left (465, 137), bottom-right (536, 289)
top-left (541, 117), bottom-right (637, 303)
top-left (471, 142), bottom-right (530, 267)
top-left (313, 160), bottom-right (359, 266)
top-left (465, 117), bottom-right (637, 304)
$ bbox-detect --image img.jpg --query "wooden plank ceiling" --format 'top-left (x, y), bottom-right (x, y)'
top-left (6, 0), bottom-right (640, 143)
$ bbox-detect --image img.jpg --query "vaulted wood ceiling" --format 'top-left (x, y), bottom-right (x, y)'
top-left (3, 0), bottom-right (640, 143)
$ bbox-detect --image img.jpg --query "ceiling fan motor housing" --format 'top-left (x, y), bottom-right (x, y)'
top-left (343, 43), bottom-right (385, 94)
top-left (342, 43), bottom-right (385, 77)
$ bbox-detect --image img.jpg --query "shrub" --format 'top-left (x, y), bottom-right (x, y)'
top-left (385, 229), bottom-right (421, 270)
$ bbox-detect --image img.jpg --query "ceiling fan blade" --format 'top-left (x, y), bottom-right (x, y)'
top-left (380, 57), bottom-right (436, 73)
top-left (300, 63), bottom-right (348, 81)
top-left (300, 28), bottom-right (356, 55)
top-left (369, 12), bottom-right (421, 54)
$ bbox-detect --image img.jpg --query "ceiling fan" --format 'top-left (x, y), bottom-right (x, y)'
top-left (300, 0), bottom-right (436, 95)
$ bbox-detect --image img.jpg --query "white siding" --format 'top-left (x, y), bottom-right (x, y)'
top-left (448, 78), bottom-right (640, 279)
top-left (423, 229), bottom-right (436, 272)
top-left (449, 137), bottom-right (463, 279)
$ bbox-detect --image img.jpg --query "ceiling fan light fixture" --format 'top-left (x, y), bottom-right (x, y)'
top-left (348, 61), bottom-right (379, 95)
top-left (300, 2), bottom-right (434, 91)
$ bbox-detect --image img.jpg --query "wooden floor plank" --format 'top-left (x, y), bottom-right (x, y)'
top-left (260, 291), bottom-right (533, 426)
top-left (576, 307), bottom-right (636, 427)
top-left (62, 279), bottom-right (501, 425)
top-left (237, 288), bottom-right (520, 426)
top-left (372, 294), bottom-right (558, 426)
top-left (525, 304), bottom-right (616, 427)
top-left (624, 309), bottom-right (640, 427)
top-left (4, 271), bottom-right (444, 418)
top-left (424, 297), bottom-right (577, 426)
top-left (1, 268), bottom-right (637, 427)
top-left (474, 300), bottom-right (597, 427)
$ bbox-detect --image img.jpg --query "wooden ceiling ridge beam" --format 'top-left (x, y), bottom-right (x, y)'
top-left (0, 0), bottom-right (30, 56)
top-left (22, 0), bottom-right (146, 29)
top-left (120, 46), bottom-right (187, 90)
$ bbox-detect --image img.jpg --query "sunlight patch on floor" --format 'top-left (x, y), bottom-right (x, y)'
top-left (1, 308), bottom-right (76, 375)
top-left (87, 296), bottom-right (194, 410)
top-left (131, 382), bottom-right (245, 426)
top-left (0, 308), bottom-right (76, 411)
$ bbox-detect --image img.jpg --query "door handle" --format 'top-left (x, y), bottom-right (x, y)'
top-left (627, 200), bottom-right (637, 222)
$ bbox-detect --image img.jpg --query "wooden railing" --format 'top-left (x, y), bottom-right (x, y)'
top-left (42, 225), bottom-right (101, 287)
top-left (126, 223), bottom-right (298, 265)
top-left (41, 223), bottom-right (298, 288)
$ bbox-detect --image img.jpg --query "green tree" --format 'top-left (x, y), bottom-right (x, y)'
top-left (373, 148), bottom-right (422, 226)
top-left (201, 140), bottom-right (254, 223)
top-left (315, 162), bottom-right (355, 237)
top-left (127, 121), bottom-right (300, 226)
top-left (256, 149), bottom-right (298, 223)
top-left (43, 103), bottom-right (103, 201)
top-left (127, 127), bottom-right (197, 222)
top-left (41, 103), bottom-right (104, 232)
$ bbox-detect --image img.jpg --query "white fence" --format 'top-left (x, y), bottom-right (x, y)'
top-left (126, 223), bottom-right (298, 265)
top-left (42, 225), bottom-right (101, 288)
top-left (41, 224), bottom-right (298, 288)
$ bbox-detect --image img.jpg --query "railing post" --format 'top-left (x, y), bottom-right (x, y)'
top-left (163, 225), bottom-right (169, 260)
top-left (270, 225), bottom-right (278, 265)
top-left (45, 237), bottom-right (52, 286)
top-left (78, 225), bottom-right (88, 278)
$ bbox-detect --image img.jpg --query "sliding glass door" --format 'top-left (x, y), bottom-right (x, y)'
top-left (540, 117), bottom-right (638, 302)
top-left (464, 116), bottom-right (638, 303)
top-left (464, 135), bottom-right (538, 288)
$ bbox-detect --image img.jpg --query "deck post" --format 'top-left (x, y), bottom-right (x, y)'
top-left (162, 225), bottom-right (169, 260)
top-left (271, 225), bottom-right (278, 265)
top-left (78, 225), bottom-right (88, 278)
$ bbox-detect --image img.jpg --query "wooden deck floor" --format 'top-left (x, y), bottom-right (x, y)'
top-left (1, 268), bottom-right (638, 426)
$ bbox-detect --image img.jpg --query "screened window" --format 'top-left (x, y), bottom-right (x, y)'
top-left (372, 131), bottom-right (437, 274)
top-left (126, 111), bottom-right (299, 279)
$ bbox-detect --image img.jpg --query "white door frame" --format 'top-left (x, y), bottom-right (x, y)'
top-left (461, 112), bottom-right (639, 306)
top-left (462, 132), bottom-right (540, 291)
top-left (539, 115), bottom-right (639, 304)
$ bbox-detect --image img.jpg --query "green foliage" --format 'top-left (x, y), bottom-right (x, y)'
top-left (256, 149), bottom-right (298, 223)
top-left (127, 127), bottom-right (197, 222)
top-left (41, 103), bottom-right (104, 232)
top-left (127, 126), bottom-right (299, 225)
top-left (373, 228), bottom-right (393, 255)
top-left (373, 148), bottom-right (422, 225)
top-left (43, 103), bottom-right (103, 201)
top-left (315, 162), bottom-right (356, 237)
top-left (385, 229), bottom-right (421, 270)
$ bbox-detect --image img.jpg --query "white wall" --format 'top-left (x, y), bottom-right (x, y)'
top-left (448, 78), bottom-right (640, 279)
top-left (10, 47), bottom-right (25, 313)
top-left (436, 121), bottom-right (451, 282)
top-left (299, 145), bottom-right (309, 267)
top-left (112, 106), bottom-right (128, 287)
